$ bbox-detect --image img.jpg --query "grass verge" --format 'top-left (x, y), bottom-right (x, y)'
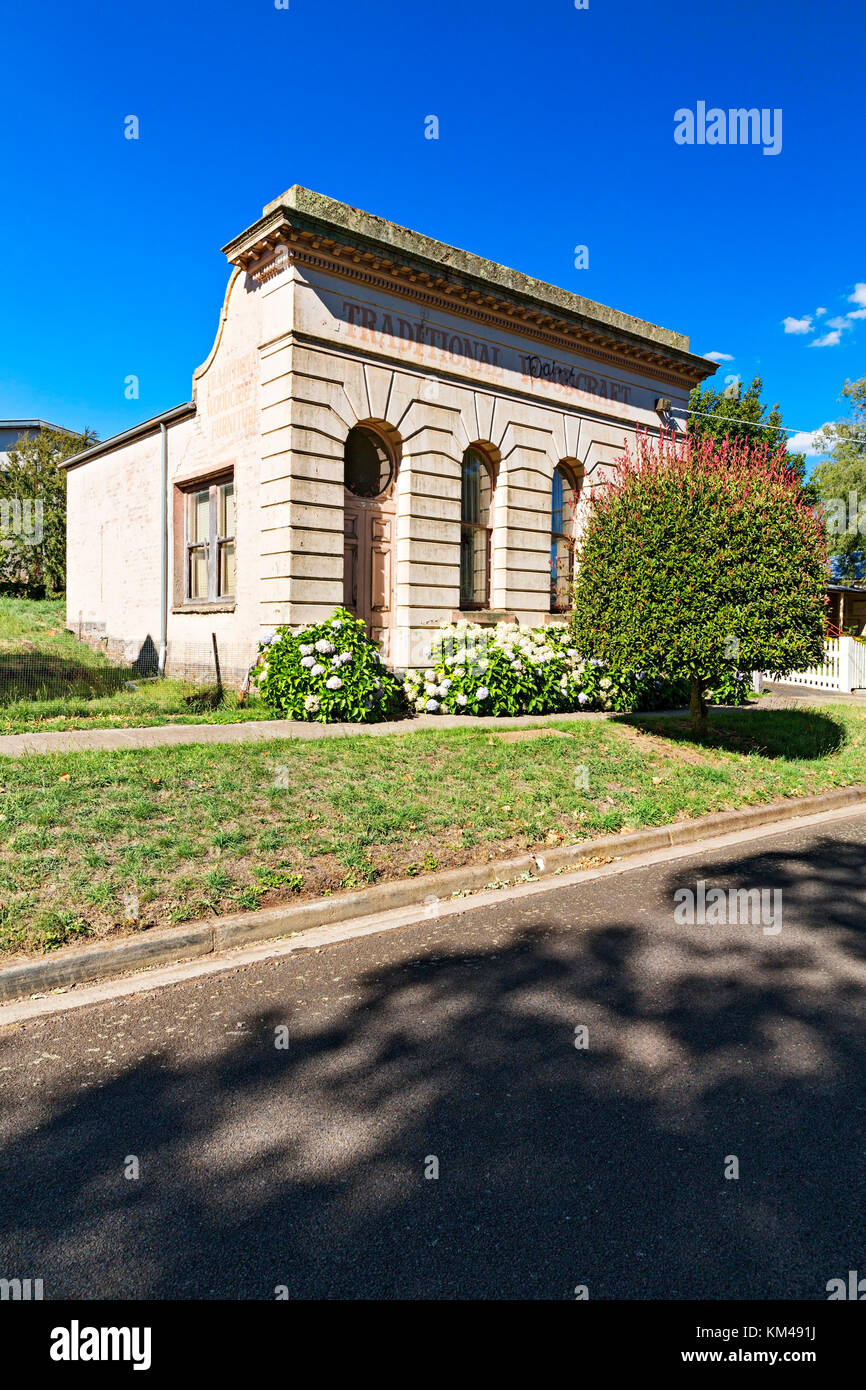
top-left (0, 702), bottom-right (863, 957)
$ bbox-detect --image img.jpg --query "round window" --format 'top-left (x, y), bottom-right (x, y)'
top-left (344, 427), bottom-right (394, 498)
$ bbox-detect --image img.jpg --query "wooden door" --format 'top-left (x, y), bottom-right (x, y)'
top-left (343, 494), bottom-right (395, 649)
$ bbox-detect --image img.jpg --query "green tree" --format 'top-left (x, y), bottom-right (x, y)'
top-left (570, 431), bottom-right (827, 734)
top-left (687, 373), bottom-right (811, 495)
top-left (0, 426), bottom-right (97, 595)
top-left (811, 378), bottom-right (866, 581)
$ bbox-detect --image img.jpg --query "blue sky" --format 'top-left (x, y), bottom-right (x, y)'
top-left (1, 0), bottom-right (863, 458)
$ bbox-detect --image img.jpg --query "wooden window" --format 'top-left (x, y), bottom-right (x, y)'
top-left (460, 449), bottom-right (493, 609)
top-left (182, 475), bottom-right (235, 604)
top-left (550, 465), bottom-right (577, 613)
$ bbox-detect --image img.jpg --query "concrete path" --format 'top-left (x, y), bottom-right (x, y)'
top-left (0, 707), bottom-right (644, 758)
top-left (0, 691), bottom-right (861, 758)
top-left (3, 808), bottom-right (866, 1298)
top-left (761, 683), bottom-right (866, 706)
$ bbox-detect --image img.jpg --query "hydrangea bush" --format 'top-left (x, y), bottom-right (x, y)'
top-left (401, 620), bottom-right (689, 716)
top-left (250, 607), bottom-right (407, 722)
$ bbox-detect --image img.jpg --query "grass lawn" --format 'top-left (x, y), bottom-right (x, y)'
top-left (0, 596), bottom-right (273, 732)
top-left (0, 702), bottom-right (863, 958)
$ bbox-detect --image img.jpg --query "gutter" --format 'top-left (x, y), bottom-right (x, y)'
top-left (59, 401), bottom-right (195, 470)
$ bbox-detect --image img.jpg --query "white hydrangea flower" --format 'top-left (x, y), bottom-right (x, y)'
top-left (340, 652), bottom-right (353, 665)
top-left (578, 692), bottom-right (589, 705)
top-left (439, 679), bottom-right (452, 693)
top-left (304, 694), bottom-right (320, 712)
top-left (325, 675), bottom-right (343, 690)
top-left (424, 682), bottom-right (438, 697)
top-left (300, 655), bottom-right (315, 668)
top-left (298, 643), bottom-right (315, 657)
top-left (330, 620), bottom-right (343, 630)
top-left (456, 693), bottom-right (468, 707)
top-left (425, 698), bottom-right (440, 712)
top-left (310, 663), bottom-right (325, 677)
top-left (424, 668), bottom-right (435, 681)
top-left (476, 686), bottom-right (489, 700)
top-left (315, 639), bottom-right (335, 655)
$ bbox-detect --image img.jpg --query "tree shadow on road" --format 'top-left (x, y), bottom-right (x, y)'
top-left (1, 829), bottom-right (865, 1300)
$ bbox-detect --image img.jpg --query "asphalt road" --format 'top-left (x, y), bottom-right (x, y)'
top-left (2, 812), bottom-right (866, 1300)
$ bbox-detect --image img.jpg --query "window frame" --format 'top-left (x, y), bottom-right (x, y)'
top-left (174, 470), bottom-right (236, 612)
top-left (550, 463), bottom-right (579, 614)
top-left (459, 448), bottom-right (494, 611)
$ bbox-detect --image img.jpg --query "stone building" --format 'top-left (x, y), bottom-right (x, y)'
top-left (63, 187), bottom-right (715, 680)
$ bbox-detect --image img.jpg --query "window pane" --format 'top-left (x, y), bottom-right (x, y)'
top-left (189, 489), bottom-right (210, 544)
top-left (219, 483), bottom-right (235, 538)
top-left (552, 468), bottom-right (564, 533)
top-left (189, 546), bottom-right (208, 599)
top-left (550, 537), bottom-right (572, 612)
top-left (552, 466), bottom-right (575, 537)
top-left (461, 451), bottom-right (491, 526)
top-left (219, 541), bottom-right (235, 597)
top-left (460, 525), bottom-right (487, 606)
top-left (345, 428), bottom-right (393, 498)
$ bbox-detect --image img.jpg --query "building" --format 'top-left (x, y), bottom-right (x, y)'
top-left (62, 187), bottom-right (715, 681)
top-left (1, 419), bottom-right (76, 469)
top-left (826, 583), bottom-right (866, 635)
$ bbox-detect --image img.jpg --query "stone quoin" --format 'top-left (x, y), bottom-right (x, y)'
top-left (62, 186), bottom-right (716, 682)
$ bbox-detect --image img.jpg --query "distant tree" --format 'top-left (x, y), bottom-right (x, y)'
top-left (811, 378), bottom-right (866, 581)
top-left (0, 426), bottom-right (97, 595)
top-left (570, 431), bottom-right (827, 735)
top-left (687, 374), bottom-right (813, 497)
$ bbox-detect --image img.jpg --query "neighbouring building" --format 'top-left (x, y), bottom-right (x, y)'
top-left (1, 419), bottom-right (76, 468)
top-left (62, 187), bottom-right (716, 683)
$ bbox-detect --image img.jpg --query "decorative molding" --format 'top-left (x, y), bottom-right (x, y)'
top-left (233, 231), bottom-right (709, 389)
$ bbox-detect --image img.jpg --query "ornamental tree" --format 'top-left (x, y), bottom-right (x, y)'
top-left (569, 430), bottom-right (828, 734)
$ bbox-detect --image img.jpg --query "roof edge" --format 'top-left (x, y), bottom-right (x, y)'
top-left (223, 185), bottom-right (704, 364)
top-left (59, 402), bottom-right (196, 470)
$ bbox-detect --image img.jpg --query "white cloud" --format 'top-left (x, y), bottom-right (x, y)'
top-left (783, 315), bottom-right (813, 334)
top-left (849, 283), bottom-right (866, 308)
top-left (703, 350), bottom-right (734, 362)
top-left (815, 307), bottom-right (827, 316)
top-left (810, 330), bottom-right (842, 347)
top-left (848, 308), bottom-right (866, 321)
top-left (787, 426), bottom-right (831, 457)
top-left (826, 315), bottom-right (852, 332)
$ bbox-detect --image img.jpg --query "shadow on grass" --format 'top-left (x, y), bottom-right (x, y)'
top-left (618, 706), bottom-right (847, 761)
top-left (0, 653), bottom-right (147, 703)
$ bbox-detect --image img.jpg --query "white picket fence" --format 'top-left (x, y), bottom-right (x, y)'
top-left (763, 635), bottom-right (866, 693)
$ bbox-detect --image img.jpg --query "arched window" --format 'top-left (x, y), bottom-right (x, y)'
top-left (460, 448), bottom-right (493, 609)
top-left (550, 464), bottom-right (578, 612)
top-left (344, 425), bottom-right (395, 498)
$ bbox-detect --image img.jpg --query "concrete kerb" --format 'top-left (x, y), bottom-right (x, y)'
top-left (2, 782), bottom-right (864, 1004)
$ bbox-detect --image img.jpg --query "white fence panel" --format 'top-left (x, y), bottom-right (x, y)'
top-left (851, 638), bottom-right (866, 690)
top-left (765, 636), bottom-right (866, 692)
top-left (779, 637), bottom-right (841, 690)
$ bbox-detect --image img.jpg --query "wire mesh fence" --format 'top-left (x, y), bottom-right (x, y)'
top-left (0, 633), bottom-right (258, 705)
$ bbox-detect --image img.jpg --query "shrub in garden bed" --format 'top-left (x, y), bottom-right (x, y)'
top-left (251, 607), bottom-right (407, 722)
top-left (402, 620), bottom-right (688, 716)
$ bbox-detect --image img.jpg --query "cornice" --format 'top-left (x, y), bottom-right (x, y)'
top-left (222, 205), bottom-right (716, 390)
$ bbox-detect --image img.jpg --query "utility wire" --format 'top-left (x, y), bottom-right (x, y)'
top-left (670, 405), bottom-right (866, 447)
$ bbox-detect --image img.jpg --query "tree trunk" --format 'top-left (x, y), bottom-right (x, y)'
top-left (689, 675), bottom-right (708, 736)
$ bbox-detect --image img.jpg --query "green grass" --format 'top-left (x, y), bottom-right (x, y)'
top-left (1, 702), bottom-right (864, 956)
top-left (0, 595), bottom-right (274, 732)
